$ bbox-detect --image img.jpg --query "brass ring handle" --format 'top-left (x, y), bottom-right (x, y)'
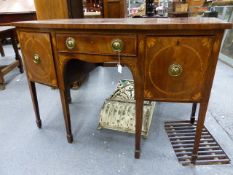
top-left (111, 39), bottom-right (124, 52)
top-left (66, 37), bottom-right (76, 50)
top-left (33, 54), bottom-right (41, 64)
top-left (168, 64), bottom-right (183, 77)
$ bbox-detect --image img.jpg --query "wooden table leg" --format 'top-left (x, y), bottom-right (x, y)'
top-left (0, 41), bottom-right (5, 57)
top-left (11, 35), bottom-right (23, 73)
top-left (191, 102), bottom-right (208, 164)
top-left (59, 88), bottom-right (73, 143)
top-left (65, 85), bottom-right (72, 104)
top-left (28, 81), bottom-right (42, 128)
top-left (135, 96), bottom-right (143, 159)
top-left (0, 73), bottom-right (5, 90)
top-left (190, 103), bottom-right (197, 124)
top-left (134, 74), bottom-right (144, 159)
top-left (54, 54), bottom-right (73, 143)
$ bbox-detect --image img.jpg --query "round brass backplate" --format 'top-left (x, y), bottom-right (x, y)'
top-left (33, 54), bottom-right (41, 64)
top-left (111, 39), bottom-right (124, 52)
top-left (66, 37), bottom-right (76, 50)
top-left (168, 64), bottom-right (183, 77)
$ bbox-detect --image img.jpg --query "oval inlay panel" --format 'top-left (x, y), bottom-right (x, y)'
top-left (19, 32), bottom-right (57, 86)
top-left (148, 44), bottom-right (204, 95)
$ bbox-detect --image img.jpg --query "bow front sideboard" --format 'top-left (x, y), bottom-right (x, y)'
top-left (13, 18), bottom-right (231, 161)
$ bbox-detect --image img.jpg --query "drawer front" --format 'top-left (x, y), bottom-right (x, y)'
top-left (19, 32), bottom-right (57, 86)
top-left (56, 34), bottom-right (137, 56)
top-left (144, 36), bottom-right (214, 101)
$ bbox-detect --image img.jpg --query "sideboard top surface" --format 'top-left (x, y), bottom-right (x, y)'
top-left (13, 17), bottom-right (232, 30)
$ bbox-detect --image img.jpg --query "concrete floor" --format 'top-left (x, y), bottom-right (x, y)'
top-left (0, 45), bottom-right (233, 175)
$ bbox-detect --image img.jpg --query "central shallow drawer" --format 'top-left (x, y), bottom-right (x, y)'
top-left (56, 33), bottom-right (137, 56)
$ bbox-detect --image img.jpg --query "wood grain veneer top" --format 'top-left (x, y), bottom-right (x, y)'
top-left (12, 17), bottom-right (232, 30)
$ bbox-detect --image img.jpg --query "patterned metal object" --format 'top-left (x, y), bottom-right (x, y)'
top-left (165, 120), bottom-right (230, 165)
top-left (98, 80), bottom-right (155, 137)
top-left (168, 63), bottom-right (182, 77)
top-left (33, 54), bottom-right (40, 64)
top-left (65, 37), bottom-right (76, 50)
top-left (111, 39), bottom-right (124, 52)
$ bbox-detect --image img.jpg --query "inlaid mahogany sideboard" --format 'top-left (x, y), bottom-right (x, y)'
top-left (13, 18), bottom-right (232, 162)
